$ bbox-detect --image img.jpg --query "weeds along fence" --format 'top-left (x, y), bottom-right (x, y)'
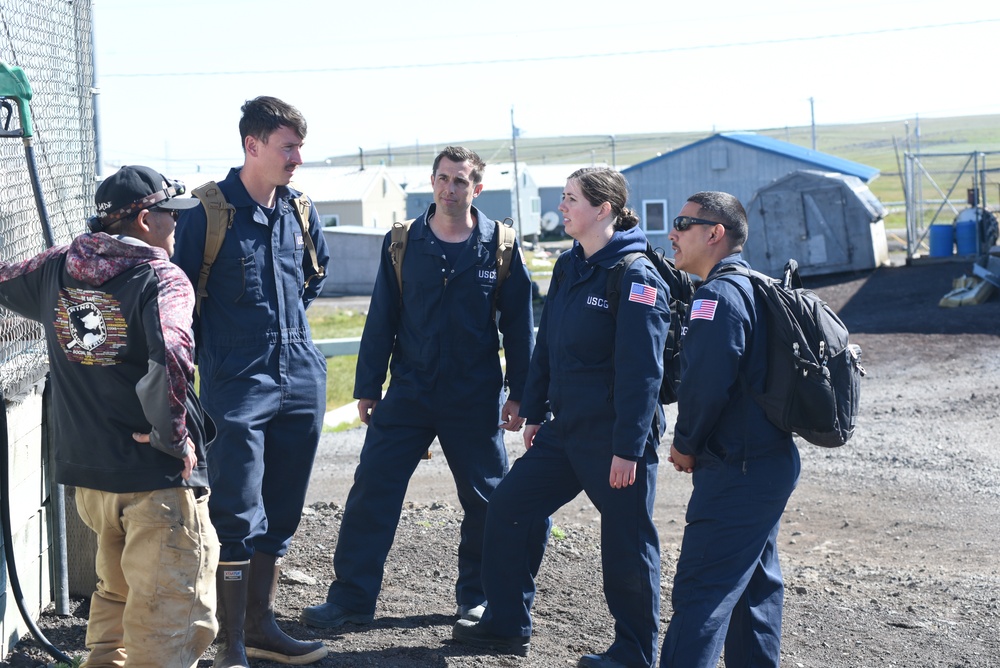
top-left (0, 0), bottom-right (95, 398)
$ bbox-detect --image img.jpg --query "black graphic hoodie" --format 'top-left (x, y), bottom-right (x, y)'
top-left (0, 232), bottom-right (212, 492)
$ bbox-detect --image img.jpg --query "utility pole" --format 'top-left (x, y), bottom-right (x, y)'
top-left (809, 97), bottom-right (816, 150)
top-left (511, 106), bottom-right (523, 239)
top-left (609, 135), bottom-right (617, 169)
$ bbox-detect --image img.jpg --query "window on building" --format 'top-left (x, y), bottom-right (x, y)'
top-left (531, 197), bottom-right (541, 213)
top-left (321, 214), bottom-right (340, 228)
top-left (643, 200), bottom-right (667, 232)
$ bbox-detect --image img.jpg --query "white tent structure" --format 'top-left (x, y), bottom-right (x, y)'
top-left (745, 170), bottom-right (890, 277)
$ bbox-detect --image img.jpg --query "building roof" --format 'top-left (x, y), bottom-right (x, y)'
top-left (753, 169), bottom-right (887, 220)
top-left (290, 165), bottom-right (400, 202)
top-left (385, 166), bottom-right (433, 192)
top-left (528, 164), bottom-right (596, 188)
top-left (166, 166), bottom-right (402, 204)
top-left (400, 162), bottom-right (532, 194)
top-left (623, 132), bottom-right (880, 183)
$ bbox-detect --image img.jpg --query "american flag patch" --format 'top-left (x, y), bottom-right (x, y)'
top-left (690, 299), bottom-right (718, 321)
top-left (628, 282), bottom-right (657, 306)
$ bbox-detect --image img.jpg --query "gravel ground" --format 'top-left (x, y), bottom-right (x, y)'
top-left (6, 259), bottom-right (1000, 668)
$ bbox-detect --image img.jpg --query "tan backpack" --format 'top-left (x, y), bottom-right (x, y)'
top-left (388, 217), bottom-right (517, 312)
top-left (191, 182), bottom-right (325, 314)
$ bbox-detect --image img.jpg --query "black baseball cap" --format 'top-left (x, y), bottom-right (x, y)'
top-left (91, 165), bottom-right (199, 232)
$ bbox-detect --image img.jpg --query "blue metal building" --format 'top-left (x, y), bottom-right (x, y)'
top-left (622, 132), bottom-right (880, 257)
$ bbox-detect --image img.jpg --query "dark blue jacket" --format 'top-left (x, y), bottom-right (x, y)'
top-left (520, 227), bottom-right (670, 459)
top-left (172, 168), bottom-right (329, 350)
top-left (355, 204), bottom-right (534, 402)
top-left (673, 254), bottom-right (792, 461)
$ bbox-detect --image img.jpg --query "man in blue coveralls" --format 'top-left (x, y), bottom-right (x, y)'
top-left (660, 191), bottom-right (800, 668)
top-left (300, 146), bottom-right (542, 629)
top-left (172, 96), bottom-right (330, 667)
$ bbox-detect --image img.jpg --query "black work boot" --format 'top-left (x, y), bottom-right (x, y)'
top-left (214, 561), bottom-right (250, 668)
top-left (245, 552), bottom-right (328, 665)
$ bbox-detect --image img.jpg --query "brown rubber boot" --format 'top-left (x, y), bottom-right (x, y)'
top-left (245, 552), bottom-right (328, 665)
top-left (214, 561), bottom-right (250, 668)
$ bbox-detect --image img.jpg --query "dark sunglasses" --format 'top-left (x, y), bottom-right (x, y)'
top-left (152, 208), bottom-right (180, 221)
top-left (672, 216), bottom-right (723, 232)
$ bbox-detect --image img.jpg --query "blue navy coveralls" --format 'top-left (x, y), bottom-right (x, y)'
top-left (478, 227), bottom-right (670, 668)
top-left (660, 254), bottom-right (800, 668)
top-left (324, 204), bottom-right (538, 615)
top-left (172, 167), bottom-right (330, 561)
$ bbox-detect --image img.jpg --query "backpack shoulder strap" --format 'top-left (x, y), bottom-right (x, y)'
top-left (489, 218), bottom-right (518, 322)
top-left (191, 181), bottom-right (235, 316)
top-left (389, 219), bottom-right (414, 304)
top-left (290, 192), bottom-right (325, 288)
top-left (606, 251), bottom-right (646, 317)
top-left (494, 218), bottom-right (517, 292)
top-left (702, 263), bottom-right (762, 316)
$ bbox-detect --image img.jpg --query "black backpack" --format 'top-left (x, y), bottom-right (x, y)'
top-left (707, 259), bottom-right (865, 448)
top-left (606, 242), bottom-right (695, 405)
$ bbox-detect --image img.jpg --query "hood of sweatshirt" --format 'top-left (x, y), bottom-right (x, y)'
top-left (65, 232), bottom-right (167, 286)
top-left (571, 225), bottom-right (651, 270)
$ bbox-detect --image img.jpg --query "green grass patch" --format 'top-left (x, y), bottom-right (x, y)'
top-left (323, 352), bottom-right (366, 433)
top-left (309, 303), bottom-right (367, 339)
top-left (550, 525), bottom-right (567, 540)
top-left (524, 248), bottom-right (556, 275)
top-left (326, 353), bottom-right (359, 412)
top-left (307, 304), bottom-right (368, 413)
top-left (54, 658), bottom-right (84, 668)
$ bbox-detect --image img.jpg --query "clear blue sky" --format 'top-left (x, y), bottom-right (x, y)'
top-left (92, 0), bottom-right (1000, 175)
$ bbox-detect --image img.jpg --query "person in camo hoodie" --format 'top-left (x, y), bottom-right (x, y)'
top-left (0, 165), bottom-right (219, 668)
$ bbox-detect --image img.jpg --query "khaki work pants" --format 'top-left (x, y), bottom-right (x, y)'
top-left (75, 486), bottom-right (220, 667)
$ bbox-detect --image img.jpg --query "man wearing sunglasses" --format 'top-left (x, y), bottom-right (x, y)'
top-left (660, 192), bottom-right (800, 668)
top-left (0, 165), bottom-right (219, 667)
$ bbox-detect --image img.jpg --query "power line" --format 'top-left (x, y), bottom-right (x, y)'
top-left (101, 19), bottom-right (1000, 78)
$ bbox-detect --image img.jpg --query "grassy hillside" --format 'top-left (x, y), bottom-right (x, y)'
top-left (319, 113), bottom-right (1000, 227)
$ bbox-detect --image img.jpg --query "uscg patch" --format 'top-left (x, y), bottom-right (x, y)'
top-left (584, 294), bottom-right (610, 311)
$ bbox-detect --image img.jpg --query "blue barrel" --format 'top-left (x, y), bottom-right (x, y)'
top-left (929, 224), bottom-right (954, 257)
top-left (955, 219), bottom-right (978, 255)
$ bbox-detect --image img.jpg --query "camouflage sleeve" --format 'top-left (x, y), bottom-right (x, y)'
top-left (135, 260), bottom-right (196, 458)
top-left (0, 245), bottom-right (70, 320)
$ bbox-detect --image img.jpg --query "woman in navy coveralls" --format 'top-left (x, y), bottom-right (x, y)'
top-left (453, 167), bottom-right (671, 668)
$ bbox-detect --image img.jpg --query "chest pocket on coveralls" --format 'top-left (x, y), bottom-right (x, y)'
top-left (563, 293), bottom-right (615, 367)
top-left (214, 253), bottom-right (264, 304)
top-left (292, 243), bottom-right (305, 295)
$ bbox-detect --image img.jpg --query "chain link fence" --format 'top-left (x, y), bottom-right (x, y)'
top-left (0, 0), bottom-right (95, 397)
